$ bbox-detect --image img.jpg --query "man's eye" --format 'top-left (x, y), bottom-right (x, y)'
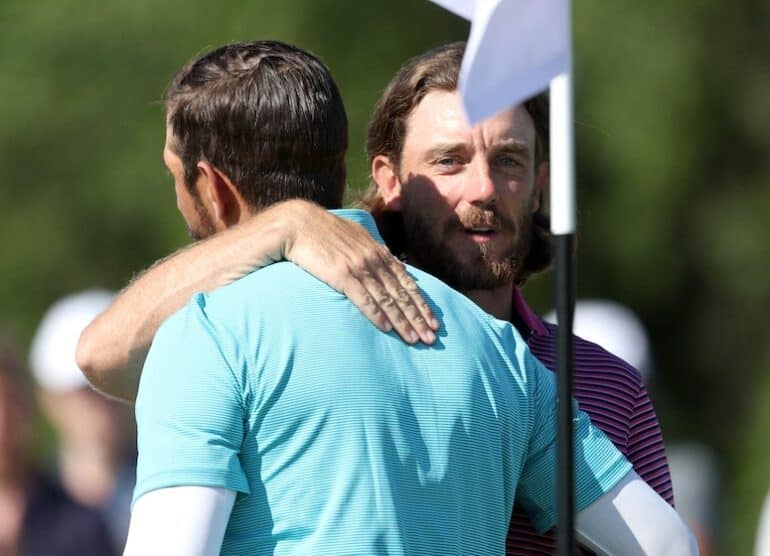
top-left (496, 155), bottom-right (523, 168)
top-left (436, 156), bottom-right (458, 167)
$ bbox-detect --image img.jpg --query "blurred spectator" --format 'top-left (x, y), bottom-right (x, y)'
top-left (0, 332), bottom-right (115, 555)
top-left (29, 290), bottom-right (135, 550)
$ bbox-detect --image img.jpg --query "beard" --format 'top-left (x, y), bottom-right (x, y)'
top-left (187, 193), bottom-right (217, 241)
top-left (401, 196), bottom-right (533, 292)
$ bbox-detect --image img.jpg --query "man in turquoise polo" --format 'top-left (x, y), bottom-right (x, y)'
top-left (112, 40), bottom-right (694, 555)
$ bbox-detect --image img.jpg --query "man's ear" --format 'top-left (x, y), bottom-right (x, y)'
top-left (532, 161), bottom-right (549, 213)
top-left (372, 155), bottom-right (402, 210)
top-left (196, 161), bottom-right (244, 229)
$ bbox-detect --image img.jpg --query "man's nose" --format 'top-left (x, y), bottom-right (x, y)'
top-left (464, 159), bottom-right (497, 206)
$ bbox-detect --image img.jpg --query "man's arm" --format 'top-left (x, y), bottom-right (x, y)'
top-left (77, 199), bottom-right (437, 401)
top-left (576, 470), bottom-right (698, 555)
top-left (516, 350), bottom-right (695, 553)
top-left (755, 490), bottom-right (770, 556)
top-left (626, 381), bottom-right (675, 505)
top-left (123, 487), bottom-right (236, 556)
top-left (129, 296), bottom-right (249, 553)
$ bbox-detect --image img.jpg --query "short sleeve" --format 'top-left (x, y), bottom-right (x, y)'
top-left (133, 294), bottom-right (250, 504)
top-left (515, 352), bottom-right (633, 533)
top-left (627, 381), bottom-right (675, 505)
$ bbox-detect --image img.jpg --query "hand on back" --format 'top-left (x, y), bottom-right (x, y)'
top-left (280, 201), bottom-right (439, 344)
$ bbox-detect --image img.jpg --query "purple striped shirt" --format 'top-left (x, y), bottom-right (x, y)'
top-left (506, 288), bottom-right (674, 555)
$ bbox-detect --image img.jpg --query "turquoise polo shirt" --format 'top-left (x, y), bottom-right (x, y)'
top-left (134, 209), bottom-right (630, 555)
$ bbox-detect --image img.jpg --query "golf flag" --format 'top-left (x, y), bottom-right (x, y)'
top-left (430, 0), bottom-right (475, 19)
top-left (430, 0), bottom-right (570, 125)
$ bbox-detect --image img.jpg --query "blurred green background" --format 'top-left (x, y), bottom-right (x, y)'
top-left (1, 0), bottom-right (768, 553)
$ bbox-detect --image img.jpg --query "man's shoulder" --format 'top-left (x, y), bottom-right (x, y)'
top-left (404, 264), bottom-right (498, 323)
top-left (149, 269), bottom-right (296, 349)
top-left (229, 261), bottom-right (315, 290)
top-left (165, 260), bottom-right (517, 350)
top-left (201, 262), bottom-right (330, 312)
top-left (537, 321), bottom-right (644, 389)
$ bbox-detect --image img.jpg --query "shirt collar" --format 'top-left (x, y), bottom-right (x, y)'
top-left (330, 209), bottom-right (386, 245)
top-left (512, 286), bottom-right (550, 337)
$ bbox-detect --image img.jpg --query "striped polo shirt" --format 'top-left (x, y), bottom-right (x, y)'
top-left (505, 288), bottom-right (674, 555)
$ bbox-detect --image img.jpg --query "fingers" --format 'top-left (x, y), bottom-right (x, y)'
top-left (286, 213), bottom-right (440, 344)
top-left (337, 246), bottom-right (439, 345)
top-left (342, 246), bottom-right (437, 345)
top-left (374, 247), bottom-right (439, 344)
top-left (338, 278), bottom-right (395, 335)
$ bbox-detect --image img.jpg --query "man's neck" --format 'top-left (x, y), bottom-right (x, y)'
top-left (462, 284), bottom-right (514, 322)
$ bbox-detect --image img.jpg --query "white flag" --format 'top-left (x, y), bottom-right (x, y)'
top-left (429, 0), bottom-right (475, 20)
top-left (430, 0), bottom-right (570, 124)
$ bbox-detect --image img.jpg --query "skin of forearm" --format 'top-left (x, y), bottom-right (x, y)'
top-left (76, 200), bottom-right (312, 401)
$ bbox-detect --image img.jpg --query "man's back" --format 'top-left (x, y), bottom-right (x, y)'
top-left (206, 259), bottom-right (527, 554)
top-left (134, 211), bottom-right (630, 556)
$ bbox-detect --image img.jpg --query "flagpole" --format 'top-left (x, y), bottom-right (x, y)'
top-left (550, 68), bottom-right (576, 556)
top-left (427, 0), bottom-right (577, 550)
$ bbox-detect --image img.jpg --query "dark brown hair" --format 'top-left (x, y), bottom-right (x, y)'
top-left (165, 40), bottom-right (348, 211)
top-left (359, 41), bottom-right (553, 284)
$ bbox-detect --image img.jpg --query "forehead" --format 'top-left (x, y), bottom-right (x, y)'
top-left (403, 90), bottom-right (535, 153)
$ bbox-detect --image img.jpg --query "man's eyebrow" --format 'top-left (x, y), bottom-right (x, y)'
top-left (423, 142), bottom-right (468, 160)
top-left (490, 140), bottom-right (531, 159)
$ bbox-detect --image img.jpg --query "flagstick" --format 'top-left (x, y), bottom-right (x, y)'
top-left (550, 70), bottom-right (576, 556)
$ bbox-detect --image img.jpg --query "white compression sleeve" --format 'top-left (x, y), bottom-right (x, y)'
top-left (576, 470), bottom-right (699, 556)
top-left (123, 486), bottom-right (236, 556)
top-left (755, 490), bottom-right (770, 556)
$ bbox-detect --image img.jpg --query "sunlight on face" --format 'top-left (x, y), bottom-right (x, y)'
top-left (397, 90), bottom-right (540, 291)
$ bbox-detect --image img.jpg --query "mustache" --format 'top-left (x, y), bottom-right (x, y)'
top-left (453, 206), bottom-right (514, 232)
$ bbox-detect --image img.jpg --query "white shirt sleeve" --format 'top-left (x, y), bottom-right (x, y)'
top-left (123, 486), bottom-right (236, 556)
top-left (755, 490), bottom-right (770, 556)
top-left (576, 470), bottom-right (699, 556)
